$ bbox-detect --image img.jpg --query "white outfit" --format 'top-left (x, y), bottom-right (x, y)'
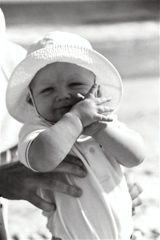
top-left (18, 115), bottom-right (133, 240)
top-left (0, 38), bottom-right (26, 154)
top-left (0, 12), bottom-right (26, 236)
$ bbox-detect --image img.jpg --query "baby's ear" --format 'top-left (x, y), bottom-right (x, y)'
top-left (97, 84), bottom-right (102, 97)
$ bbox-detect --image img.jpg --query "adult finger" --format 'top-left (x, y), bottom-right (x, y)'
top-left (26, 192), bottom-right (56, 212)
top-left (41, 155), bottom-right (87, 177)
top-left (129, 183), bottom-right (143, 200)
top-left (39, 178), bottom-right (82, 197)
top-left (132, 197), bottom-right (142, 208)
top-left (63, 155), bottom-right (84, 167)
top-left (0, 161), bottom-right (25, 171)
top-left (54, 162), bottom-right (87, 178)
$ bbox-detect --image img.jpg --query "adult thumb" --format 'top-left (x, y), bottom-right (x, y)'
top-left (27, 193), bottom-right (56, 212)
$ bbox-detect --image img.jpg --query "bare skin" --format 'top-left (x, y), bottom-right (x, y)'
top-left (0, 155), bottom-right (87, 212)
top-left (0, 159), bottom-right (142, 212)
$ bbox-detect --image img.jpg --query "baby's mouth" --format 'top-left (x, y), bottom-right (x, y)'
top-left (59, 105), bottom-right (73, 111)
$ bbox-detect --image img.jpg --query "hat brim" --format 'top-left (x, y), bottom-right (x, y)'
top-left (6, 46), bottom-right (123, 123)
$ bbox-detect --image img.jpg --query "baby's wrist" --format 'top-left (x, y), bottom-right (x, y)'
top-left (83, 121), bottom-right (108, 138)
top-left (64, 112), bottom-right (83, 133)
top-left (92, 121), bottom-right (108, 139)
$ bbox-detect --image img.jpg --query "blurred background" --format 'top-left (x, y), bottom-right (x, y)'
top-left (1, 0), bottom-right (159, 239)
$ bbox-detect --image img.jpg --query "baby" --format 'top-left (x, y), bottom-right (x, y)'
top-left (6, 31), bottom-right (145, 239)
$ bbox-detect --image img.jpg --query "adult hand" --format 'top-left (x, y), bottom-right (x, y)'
top-left (0, 155), bottom-right (87, 212)
top-left (128, 183), bottom-right (143, 215)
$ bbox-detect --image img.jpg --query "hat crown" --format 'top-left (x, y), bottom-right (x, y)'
top-left (27, 31), bottom-right (92, 55)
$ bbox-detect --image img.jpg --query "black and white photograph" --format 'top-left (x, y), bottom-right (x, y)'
top-left (0, 0), bottom-right (159, 239)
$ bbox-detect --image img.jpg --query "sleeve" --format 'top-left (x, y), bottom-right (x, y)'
top-left (105, 114), bottom-right (141, 136)
top-left (18, 118), bottom-right (50, 171)
top-left (94, 115), bottom-right (144, 168)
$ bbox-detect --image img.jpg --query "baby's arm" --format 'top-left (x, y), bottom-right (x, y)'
top-left (92, 120), bottom-right (145, 168)
top-left (28, 84), bottom-right (112, 172)
top-left (28, 113), bottom-right (83, 172)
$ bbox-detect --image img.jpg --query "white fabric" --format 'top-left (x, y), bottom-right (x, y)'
top-left (0, 36), bottom-right (26, 153)
top-left (19, 116), bottom-right (133, 239)
top-left (0, 8), bottom-right (26, 237)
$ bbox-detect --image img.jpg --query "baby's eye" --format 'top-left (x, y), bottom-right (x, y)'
top-left (41, 87), bottom-right (54, 93)
top-left (69, 83), bottom-right (84, 88)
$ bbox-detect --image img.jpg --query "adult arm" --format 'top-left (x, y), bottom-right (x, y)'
top-left (128, 183), bottom-right (143, 214)
top-left (0, 155), bottom-right (87, 212)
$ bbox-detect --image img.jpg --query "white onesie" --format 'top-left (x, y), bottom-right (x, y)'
top-left (18, 115), bottom-right (133, 240)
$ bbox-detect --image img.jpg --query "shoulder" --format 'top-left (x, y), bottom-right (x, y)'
top-left (1, 40), bottom-right (27, 74)
top-left (19, 116), bottom-right (52, 141)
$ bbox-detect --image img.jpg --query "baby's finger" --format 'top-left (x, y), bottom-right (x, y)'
top-left (96, 97), bottom-right (112, 105)
top-left (85, 83), bottom-right (98, 98)
top-left (98, 106), bottom-right (114, 114)
top-left (75, 93), bottom-right (85, 100)
top-left (95, 114), bottom-right (114, 122)
top-left (103, 116), bottom-right (114, 122)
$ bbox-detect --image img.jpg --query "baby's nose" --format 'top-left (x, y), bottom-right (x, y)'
top-left (55, 93), bottom-right (71, 102)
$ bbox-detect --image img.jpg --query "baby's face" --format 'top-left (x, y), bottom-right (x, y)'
top-left (30, 62), bottom-right (95, 122)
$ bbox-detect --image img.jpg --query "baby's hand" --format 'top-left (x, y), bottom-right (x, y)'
top-left (83, 115), bottom-right (114, 136)
top-left (70, 83), bottom-right (114, 127)
top-left (83, 121), bottom-right (107, 136)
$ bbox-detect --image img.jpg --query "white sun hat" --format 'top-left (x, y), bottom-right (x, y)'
top-left (6, 31), bottom-right (123, 123)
